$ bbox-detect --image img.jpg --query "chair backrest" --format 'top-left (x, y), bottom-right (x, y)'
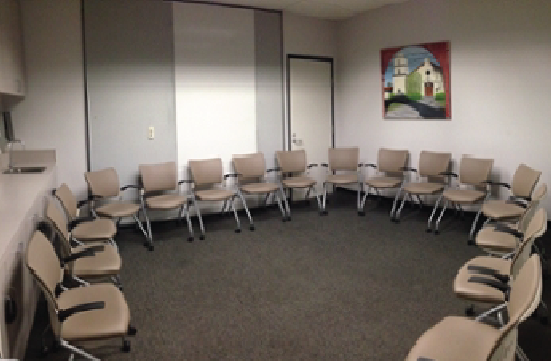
top-left (276, 150), bottom-right (307, 174)
top-left (46, 200), bottom-right (71, 259)
top-left (517, 183), bottom-right (547, 233)
top-left (54, 183), bottom-right (78, 219)
top-left (377, 148), bottom-right (408, 175)
top-left (85, 167), bottom-right (121, 198)
top-left (488, 255), bottom-right (541, 360)
top-left (511, 164), bottom-right (541, 199)
top-left (328, 147), bottom-right (359, 171)
top-left (232, 152), bottom-right (266, 181)
top-left (139, 161), bottom-right (178, 193)
top-left (188, 158), bottom-right (224, 187)
top-left (510, 208), bottom-right (547, 278)
top-left (418, 151), bottom-right (452, 181)
top-left (26, 230), bottom-right (63, 335)
top-left (458, 157), bottom-right (493, 187)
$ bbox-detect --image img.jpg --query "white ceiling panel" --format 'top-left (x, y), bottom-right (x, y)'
top-left (203, 0), bottom-right (412, 20)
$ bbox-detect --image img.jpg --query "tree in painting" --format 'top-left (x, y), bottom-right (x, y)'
top-left (382, 42), bottom-right (450, 119)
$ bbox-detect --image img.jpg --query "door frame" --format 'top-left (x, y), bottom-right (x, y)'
top-left (286, 54), bottom-right (335, 151)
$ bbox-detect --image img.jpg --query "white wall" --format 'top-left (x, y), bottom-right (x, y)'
top-left (336, 0), bottom-right (551, 215)
top-left (12, 0), bottom-right (87, 197)
top-left (173, 2), bottom-right (256, 176)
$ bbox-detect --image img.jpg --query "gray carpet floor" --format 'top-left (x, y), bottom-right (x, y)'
top-left (25, 191), bottom-right (551, 360)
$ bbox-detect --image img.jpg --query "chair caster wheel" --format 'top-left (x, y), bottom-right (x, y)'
top-left (286, 216), bottom-right (291, 222)
top-left (199, 235), bottom-right (205, 240)
top-left (465, 305), bottom-right (475, 317)
top-left (467, 239), bottom-right (475, 246)
top-left (540, 316), bottom-right (549, 325)
top-left (249, 225), bottom-right (255, 231)
top-left (235, 228), bottom-right (241, 233)
top-left (145, 243), bottom-right (154, 251)
top-left (122, 340), bottom-right (131, 353)
top-left (426, 228), bottom-right (432, 233)
top-left (358, 211), bottom-right (365, 216)
top-left (434, 230), bottom-right (440, 235)
top-left (128, 325), bottom-right (137, 336)
top-left (187, 237), bottom-right (194, 243)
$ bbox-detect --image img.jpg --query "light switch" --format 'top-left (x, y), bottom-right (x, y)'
top-left (148, 126), bottom-right (155, 140)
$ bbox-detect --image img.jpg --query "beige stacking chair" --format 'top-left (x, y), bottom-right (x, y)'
top-left (275, 149), bottom-right (322, 218)
top-left (454, 208), bottom-right (547, 321)
top-left (320, 147), bottom-right (363, 215)
top-left (84, 167), bottom-right (148, 243)
top-left (476, 183), bottom-right (547, 257)
top-left (54, 184), bottom-right (117, 248)
top-left (393, 150), bottom-right (451, 225)
top-left (138, 161), bottom-right (194, 251)
top-left (432, 156), bottom-right (494, 242)
top-left (232, 152), bottom-right (288, 224)
top-left (406, 254), bottom-right (542, 361)
top-left (26, 230), bottom-right (136, 360)
top-left (359, 148), bottom-right (408, 217)
top-left (188, 158), bottom-right (253, 239)
top-left (481, 164), bottom-right (541, 223)
top-left (46, 200), bottom-right (122, 288)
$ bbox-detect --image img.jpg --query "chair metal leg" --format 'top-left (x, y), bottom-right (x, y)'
top-left (230, 197), bottom-right (242, 233)
top-left (220, 200), bottom-right (228, 214)
top-left (132, 214), bottom-right (148, 240)
top-left (434, 199), bottom-right (448, 235)
top-left (279, 185), bottom-right (291, 220)
top-left (360, 185), bottom-right (369, 210)
top-left (181, 203), bottom-right (194, 242)
top-left (61, 339), bottom-right (100, 361)
top-left (395, 192), bottom-right (408, 220)
top-left (236, 190), bottom-right (254, 230)
top-left (468, 207), bottom-right (483, 244)
top-left (390, 186), bottom-right (403, 218)
top-left (357, 181), bottom-right (363, 213)
top-left (516, 346), bottom-right (530, 361)
top-left (321, 182), bottom-right (328, 215)
top-left (193, 196), bottom-right (205, 240)
top-left (427, 194), bottom-right (443, 232)
top-left (274, 192), bottom-right (287, 221)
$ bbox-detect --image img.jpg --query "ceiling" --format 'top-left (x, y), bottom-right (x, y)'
top-left (203, 0), bottom-right (410, 20)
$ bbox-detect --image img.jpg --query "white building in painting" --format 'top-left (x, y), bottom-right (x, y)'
top-left (392, 53), bottom-right (408, 94)
top-left (414, 58), bottom-right (444, 96)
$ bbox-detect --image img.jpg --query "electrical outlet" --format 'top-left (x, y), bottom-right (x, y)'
top-left (148, 126), bottom-right (155, 140)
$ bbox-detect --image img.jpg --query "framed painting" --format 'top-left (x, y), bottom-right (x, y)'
top-left (381, 41), bottom-right (451, 119)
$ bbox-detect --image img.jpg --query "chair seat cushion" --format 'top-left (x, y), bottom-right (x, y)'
top-left (475, 226), bottom-right (518, 253)
top-left (72, 244), bottom-right (121, 277)
top-left (454, 256), bottom-right (511, 303)
top-left (482, 200), bottom-right (525, 220)
top-left (443, 188), bottom-right (486, 203)
top-left (58, 284), bottom-right (130, 341)
top-left (96, 202), bottom-right (140, 218)
top-left (241, 182), bottom-right (279, 194)
top-left (365, 176), bottom-right (401, 189)
top-left (145, 194), bottom-right (188, 210)
top-left (406, 316), bottom-right (500, 361)
top-left (195, 189), bottom-right (235, 201)
top-left (326, 173), bottom-right (358, 185)
top-left (403, 182), bottom-right (444, 195)
top-left (71, 218), bottom-right (116, 241)
top-left (283, 176), bottom-right (316, 188)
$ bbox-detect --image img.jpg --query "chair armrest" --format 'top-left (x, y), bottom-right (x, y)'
top-left (439, 171), bottom-right (458, 177)
top-left (467, 265), bottom-right (510, 283)
top-left (120, 184), bottom-right (141, 191)
top-left (483, 180), bottom-right (511, 189)
top-left (224, 173), bottom-right (241, 179)
top-left (505, 198), bottom-right (528, 208)
top-left (62, 245), bottom-right (104, 264)
top-left (67, 216), bottom-right (96, 231)
top-left (364, 163), bottom-right (377, 169)
top-left (76, 195), bottom-right (102, 209)
top-left (266, 167), bottom-right (281, 173)
top-left (400, 166), bottom-right (417, 172)
top-left (58, 301), bottom-right (105, 322)
top-left (468, 276), bottom-right (510, 299)
top-left (307, 163), bottom-right (318, 169)
top-left (320, 163), bottom-right (329, 167)
top-left (491, 224), bottom-right (523, 238)
top-left (178, 179), bottom-right (193, 185)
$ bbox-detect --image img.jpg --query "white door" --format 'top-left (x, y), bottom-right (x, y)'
top-left (288, 57), bottom-right (333, 195)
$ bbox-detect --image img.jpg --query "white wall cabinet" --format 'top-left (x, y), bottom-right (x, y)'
top-left (0, 0), bottom-right (25, 96)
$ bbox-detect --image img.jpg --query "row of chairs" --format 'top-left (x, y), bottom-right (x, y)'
top-left (407, 184), bottom-right (548, 360)
top-left (25, 190), bottom-right (135, 359)
top-left (80, 147), bottom-right (542, 251)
